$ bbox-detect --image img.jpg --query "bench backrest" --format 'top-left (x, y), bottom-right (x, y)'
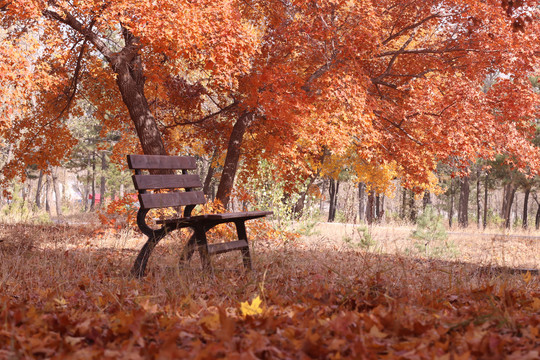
top-left (127, 155), bottom-right (205, 211)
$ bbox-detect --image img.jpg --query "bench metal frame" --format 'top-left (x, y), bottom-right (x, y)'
top-left (127, 154), bottom-right (272, 277)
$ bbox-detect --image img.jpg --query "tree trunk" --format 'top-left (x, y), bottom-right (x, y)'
top-left (449, 180), bottom-right (455, 228)
top-left (400, 187), bottom-right (407, 219)
top-left (476, 169), bottom-right (481, 229)
top-left (90, 151), bottom-right (96, 211)
top-left (328, 178), bottom-right (340, 222)
top-left (483, 173), bottom-right (488, 229)
top-left (458, 176), bottom-right (469, 228)
top-left (423, 191), bottom-right (431, 209)
top-left (52, 167), bottom-right (62, 216)
top-left (45, 175), bottom-right (52, 216)
top-left (502, 183), bottom-right (516, 229)
top-left (366, 190), bottom-right (375, 224)
top-left (536, 203), bottom-right (540, 230)
top-left (36, 169), bottom-right (44, 209)
top-left (358, 182), bottom-right (366, 222)
top-left (523, 188), bottom-right (531, 229)
top-left (113, 35), bottom-right (167, 156)
top-left (375, 194), bottom-right (381, 220)
top-left (216, 112), bottom-right (252, 209)
top-left (409, 189), bottom-right (417, 223)
top-left (100, 152), bottom-right (107, 208)
top-left (203, 148), bottom-right (219, 198)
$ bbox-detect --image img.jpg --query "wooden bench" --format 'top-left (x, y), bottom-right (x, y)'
top-left (127, 154), bottom-right (272, 277)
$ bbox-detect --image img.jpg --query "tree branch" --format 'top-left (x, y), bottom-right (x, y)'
top-left (164, 101), bottom-right (239, 128)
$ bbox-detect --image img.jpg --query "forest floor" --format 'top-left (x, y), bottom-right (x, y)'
top-left (1, 220), bottom-right (539, 359)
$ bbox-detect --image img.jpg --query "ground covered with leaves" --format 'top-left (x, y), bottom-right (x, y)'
top-left (1, 223), bottom-right (539, 359)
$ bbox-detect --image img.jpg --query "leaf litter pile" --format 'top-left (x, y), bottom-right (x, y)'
top-left (1, 223), bottom-right (539, 359)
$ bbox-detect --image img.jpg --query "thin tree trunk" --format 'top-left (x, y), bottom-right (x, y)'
top-left (358, 182), bottom-right (365, 222)
top-left (375, 194), bottom-right (381, 220)
top-left (100, 152), bottom-right (107, 208)
top-left (52, 167), bottom-right (62, 216)
top-left (90, 151), bottom-right (96, 211)
top-left (483, 173), bottom-right (488, 229)
top-left (203, 148), bottom-right (219, 197)
top-left (536, 203), bottom-right (540, 230)
top-left (45, 175), bottom-right (52, 216)
top-left (36, 170), bottom-right (44, 209)
top-left (449, 180), bottom-right (455, 228)
top-left (294, 174), bottom-right (319, 218)
top-left (458, 176), bottom-right (469, 228)
top-left (409, 189), bottom-right (417, 223)
top-left (216, 111), bottom-right (252, 209)
top-left (366, 190), bottom-right (375, 224)
top-left (523, 188), bottom-right (530, 229)
top-left (476, 169), bottom-right (481, 229)
top-left (503, 184), bottom-right (516, 229)
top-left (423, 191), bottom-right (431, 209)
top-left (400, 187), bottom-right (407, 219)
top-left (328, 178), bottom-right (339, 222)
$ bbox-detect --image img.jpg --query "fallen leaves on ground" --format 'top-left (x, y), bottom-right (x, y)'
top-left (1, 223), bottom-right (539, 359)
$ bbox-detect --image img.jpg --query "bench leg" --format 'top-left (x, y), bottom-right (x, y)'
top-left (131, 231), bottom-right (167, 278)
top-left (179, 233), bottom-right (197, 264)
top-left (235, 221), bottom-right (252, 270)
top-left (193, 225), bottom-right (212, 271)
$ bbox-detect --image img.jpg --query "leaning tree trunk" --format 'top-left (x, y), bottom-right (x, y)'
top-left (502, 183), bottom-right (516, 229)
top-left (423, 191), bottom-right (431, 209)
top-left (215, 112), bottom-right (252, 209)
top-left (458, 176), bottom-right (469, 228)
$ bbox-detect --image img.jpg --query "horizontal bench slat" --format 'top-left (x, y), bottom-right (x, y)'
top-left (133, 174), bottom-right (202, 190)
top-left (208, 240), bottom-right (249, 255)
top-left (139, 191), bottom-right (205, 209)
top-left (127, 155), bottom-right (197, 170)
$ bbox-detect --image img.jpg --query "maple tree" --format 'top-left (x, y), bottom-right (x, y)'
top-left (1, 0), bottom-right (539, 211)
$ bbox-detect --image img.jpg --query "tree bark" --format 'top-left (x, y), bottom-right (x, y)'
top-left (45, 175), bottom-right (52, 215)
top-left (216, 112), bottom-right (252, 209)
top-left (476, 169), bottom-right (481, 229)
top-left (448, 179), bottom-right (455, 228)
top-left (523, 187), bottom-right (531, 229)
top-left (328, 178), bottom-right (340, 222)
top-left (358, 182), bottom-right (366, 222)
top-left (203, 148), bottom-right (219, 198)
top-left (458, 176), bottom-right (469, 228)
top-left (502, 183), bottom-right (516, 229)
top-left (408, 189), bottom-right (417, 223)
top-left (90, 151), bottom-right (96, 211)
top-left (293, 174), bottom-right (319, 218)
top-left (483, 173), bottom-right (488, 229)
top-left (400, 187), bottom-right (407, 219)
top-left (366, 190), bottom-right (375, 224)
top-left (536, 203), bottom-right (540, 230)
top-left (100, 152), bottom-right (107, 208)
top-left (423, 191), bottom-right (431, 209)
top-left (52, 167), bottom-right (62, 216)
top-left (35, 169), bottom-right (44, 209)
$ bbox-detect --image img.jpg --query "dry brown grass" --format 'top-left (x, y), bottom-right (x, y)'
top-left (1, 221), bottom-right (539, 359)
